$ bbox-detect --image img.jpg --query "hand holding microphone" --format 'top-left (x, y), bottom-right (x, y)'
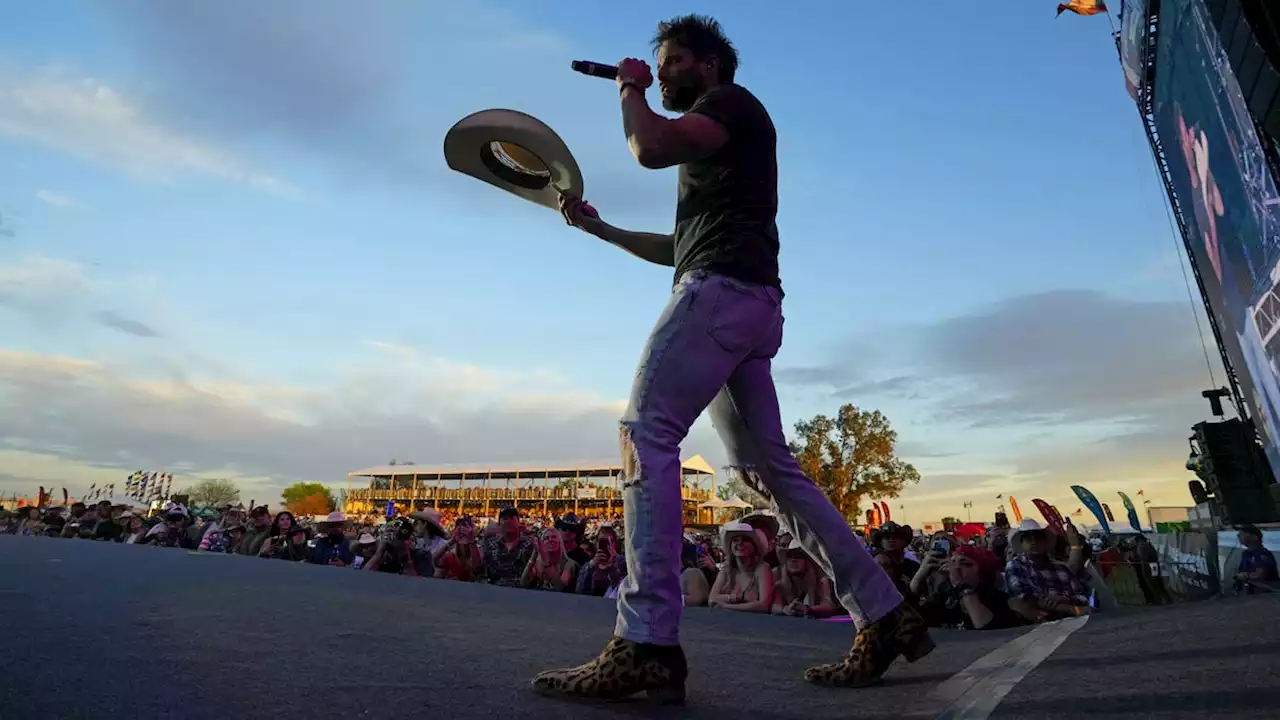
top-left (571, 58), bottom-right (653, 94)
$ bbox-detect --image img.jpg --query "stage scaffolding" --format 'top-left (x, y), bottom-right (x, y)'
top-left (343, 456), bottom-right (718, 523)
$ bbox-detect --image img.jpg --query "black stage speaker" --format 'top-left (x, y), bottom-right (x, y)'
top-left (1192, 418), bottom-right (1280, 525)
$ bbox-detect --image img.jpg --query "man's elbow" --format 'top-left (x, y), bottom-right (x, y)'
top-left (632, 145), bottom-right (672, 170)
top-left (629, 138), bottom-right (679, 169)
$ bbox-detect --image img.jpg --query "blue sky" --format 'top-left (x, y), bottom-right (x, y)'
top-left (0, 0), bottom-right (1222, 525)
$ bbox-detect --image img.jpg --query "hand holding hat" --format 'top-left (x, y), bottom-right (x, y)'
top-left (558, 191), bottom-right (601, 233)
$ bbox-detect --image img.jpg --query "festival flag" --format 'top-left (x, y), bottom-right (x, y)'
top-left (1008, 496), bottom-right (1024, 523)
top-left (1031, 498), bottom-right (1066, 534)
top-left (865, 508), bottom-right (875, 527)
top-left (1070, 485), bottom-right (1112, 534)
top-left (1117, 491), bottom-right (1143, 532)
top-left (1056, 0), bottom-right (1108, 17)
top-left (879, 501), bottom-right (891, 523)
top-left (61, 488), bottom-right (68, 506)
top-left (1101, 502), bottom-right (1115, 522)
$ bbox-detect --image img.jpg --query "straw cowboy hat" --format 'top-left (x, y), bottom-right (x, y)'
top-left (443, 109), bottom-right (584, 210)
top-left (409, 508), bottom-right (447, 536)
top-left (721, 522), bottom-right (769, 556)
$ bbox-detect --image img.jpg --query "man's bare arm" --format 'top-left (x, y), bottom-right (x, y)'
top-left (559, 192), bottom-right (674, 267)
top-left (590, 220), bottom-right (675, 267)
top-left (620, 86), bottom-right (728, 170)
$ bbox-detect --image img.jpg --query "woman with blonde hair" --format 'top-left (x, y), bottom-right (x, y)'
top-left (708, 522), bottom-right (774, 613)
top-left (523, 527), bottom-right (580, 591)
top-left (772, 540), bottom-right (838, 618)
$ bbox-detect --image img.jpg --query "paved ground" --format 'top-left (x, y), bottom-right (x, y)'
top-left (1, 535), bottom-right (1276, 719)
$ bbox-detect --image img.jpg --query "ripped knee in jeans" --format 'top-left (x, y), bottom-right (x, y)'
top-left (724, 464), bottom-right (772, 502)
top-left (619, 423), bottom-right (641, 488)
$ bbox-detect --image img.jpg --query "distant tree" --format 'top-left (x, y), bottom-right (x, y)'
top-left (554, 478), bottom-right (591, 491)
top-left (940, 516), bottom-right (962, 528)
top-left (281, 482), bottom-right (336, 515)
top-left (187, 478), bottom-right (240, 508)
top-left (789, 404), bottom-right (920, 526)
top-left (288, 492), bottom-right (335, 517)
top-left (716, 475), bottom-right (770, 510)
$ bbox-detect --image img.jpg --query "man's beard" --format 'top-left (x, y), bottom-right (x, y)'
top-left (662, 83), bottom-right (702, 113)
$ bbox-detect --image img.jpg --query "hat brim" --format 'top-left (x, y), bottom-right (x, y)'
top-left (444, 109), bottom-right (584, 211)
top-left (722, 528), bottom-right (769, 554)
top-left (740, 512), bottom-right (781, 539)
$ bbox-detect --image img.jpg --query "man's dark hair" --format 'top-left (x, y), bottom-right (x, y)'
top-left (652, 14), bottom-right (739, 83)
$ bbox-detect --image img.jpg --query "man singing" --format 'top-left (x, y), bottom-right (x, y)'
top-left (534, 15), bottom-right (933, 702)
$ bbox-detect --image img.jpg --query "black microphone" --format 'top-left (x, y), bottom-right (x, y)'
top-left (571, 60), bottom-right (618, 80)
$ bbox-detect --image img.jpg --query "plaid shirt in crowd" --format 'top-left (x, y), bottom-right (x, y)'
top-left (482, 534), bottom-right (536, 587)
top-left (1004, 553), bottom-right (1088, 605)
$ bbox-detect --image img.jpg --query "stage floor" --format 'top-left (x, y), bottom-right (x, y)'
top-left (1, 535), bottom-right (1275, 719)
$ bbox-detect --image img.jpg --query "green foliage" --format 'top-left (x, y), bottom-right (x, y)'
top-left (281, 482), bottom-right (336, 513)
top-left (789, 404), bottom-right (920, 525)
top-left (187, 478), bottom-right (240, 507)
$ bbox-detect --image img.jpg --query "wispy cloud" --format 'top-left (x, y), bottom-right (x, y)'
top-left (94, 310), bottom-right (162, 338)
top-left (35, 189), bottom-right (76, 208)
top-left (780, 288), bottom-right (1217, 516)
top-left (0, 58), bottom-right (295, 195)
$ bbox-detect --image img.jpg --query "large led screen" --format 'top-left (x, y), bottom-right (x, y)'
top-left (1153, 0), bottom-right (1280, 471)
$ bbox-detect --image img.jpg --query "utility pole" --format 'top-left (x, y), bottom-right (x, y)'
top-left (963, 501), bottom-right (973, 523)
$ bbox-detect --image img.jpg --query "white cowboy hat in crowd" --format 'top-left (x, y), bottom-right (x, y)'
top-left (443, 109), bottom-right (584, 211)
top-left (317, 511), bottom-right (346, 525)
top-left (781, 538), bottom-right (811, 559)
top-left (357, 533), bottom-right (377, 546)
top-left (1010, 518), bottom-right (1048, 547)
top-left (721, 522), bottom-right (769, 556)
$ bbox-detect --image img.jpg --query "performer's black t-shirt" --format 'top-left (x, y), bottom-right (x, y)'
top-left (673, 83), bottom-right (781, 290)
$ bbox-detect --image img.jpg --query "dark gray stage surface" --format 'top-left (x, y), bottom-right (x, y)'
top-left (1, 535), bottom-right (1275, 719)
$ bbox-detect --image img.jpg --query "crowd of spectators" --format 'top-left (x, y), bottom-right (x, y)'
top-left (2, 499), bottom-right (1113, 631)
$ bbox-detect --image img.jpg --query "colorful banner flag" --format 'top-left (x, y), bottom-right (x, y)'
top-left (1117, 491), bottom-right (1143, 532)
top-left (879, 501), bottom-right (891, 524)
top-left (1070, 485), bottom-right (1111, 533)
top-left (1101, 502), bottom-right (1115, 522)
top-left (1008, 496), bottom-right (1024, 523)
top-left (1057, 0), bottom-right (1108, 16)
top-left (1031, 498), bottom-right (1066, 534)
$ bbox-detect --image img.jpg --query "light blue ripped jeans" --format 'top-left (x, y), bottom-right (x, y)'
top-left (614, 270), bottom-right (903, 646)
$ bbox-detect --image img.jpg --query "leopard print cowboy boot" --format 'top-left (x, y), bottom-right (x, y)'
top-left (804, 603), bottom-right (934, 688)
top-left (531, 636), bottom-right (688, 704)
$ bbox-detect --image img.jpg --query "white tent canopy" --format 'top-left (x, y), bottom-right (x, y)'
top-left (700, 495), bottom-right (750, 510)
